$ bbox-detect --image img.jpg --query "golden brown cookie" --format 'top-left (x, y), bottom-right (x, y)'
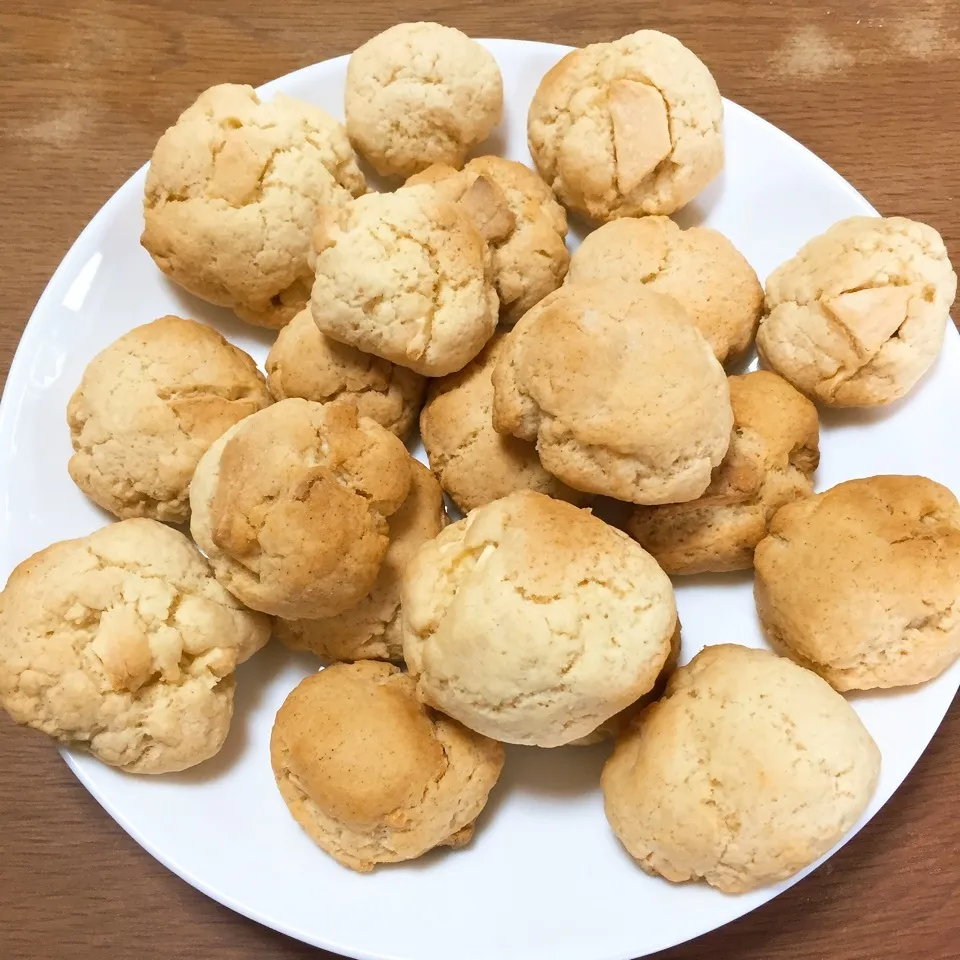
top-left (189, 399), bottom-right (412, 619)
top-left (528, 31), bottom-right (723, 221)
top-left (754, 475), bottom-right (960, 690)
top-left (602, 644), bottom-right (880, 893)
top-left (311, 186), bottom-right (499, 376)
top-left (566, 217), bottom-right (762, 362)
top-left (627, 371), bottom-right (819, 574)
top-left (345, 23), bottom-right (503, 179)
top-left (67, 316), bottom-right (271, 523)
top-left (142, 84), bottom-right (365, 328)
top-left (757, 216), bottom-right (957, 406)
top-left (274, 461), bottom-right (446, 662)
top-left (270, 661), bottom-right (504, 871)
top-left (402, 492), bottom-right (677, 747)
top-left (0, 519), bottom-right (271, 774)
top-left (265, 308), bottom-right (426, 440)
top-left (407, 156), bottom-right (570, 324)
top-left (492, 284), bottom-right (733, 504)
top-left (420, 334), bottom-right (588, 513)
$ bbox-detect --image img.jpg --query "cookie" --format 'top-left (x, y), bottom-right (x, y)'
top-left (566, 216), bottom-right (762, 362)
top-left (345, 23), bottom-right (503, 179)
top-left (67, 316), bottom-right (271, 523)
top-left (420, 334), bottom-right (588, 513)
top-left (754, 475), bottom-right (960, 690)
top-left (627, 371), bottom-right (819, 574)
top-left (265, 308), bottom-right (426, 439)
top-left (142, 84), bottom-right (365, 329)
top-left (270, 661), bottom-right (504, 872)
top-left (274, 460), bottom-right (446, 662)
top-left (602, 644), bottom-right (880, 893)
top-left (189, 399), bottom-right (412, 619)
top-left (407, 156), bottom-right (570, 324)
top-left (528, 30), bottom-right (723, 221)
top-left (756, 216), bottom-right (957, 406)
top-left (0, 519), bottom-right (271, 774)
top-left (401, 492), bottom-right (677, 747)
top-left (311, 186), bottom-right (499, 376)
top-left (492, 284), bottom-right (733, 504)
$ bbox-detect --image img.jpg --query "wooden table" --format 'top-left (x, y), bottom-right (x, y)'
top-left (1, 1), bottom-right (958, 957)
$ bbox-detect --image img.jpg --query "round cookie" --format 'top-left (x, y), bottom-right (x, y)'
top-left (345, 23), bottom-right (503, 179)
top-left (602, 644), bottom-right (880, 893)
top-left (407, 156), bottom-right (570, 324)
top-left (401, 491), bottom-right (678, 747)
top-left (265, 308), bottom-right (426, 439)
top-left (270, 661), bottom-right (504, 872)
top-left (566, 217), bottom-right (762, 362)
top-left (628, 371), bottom-right (819, 574)
top-left (0, 519), bottom-right (271, 774)
top-left (754, 475), bottom-right (960, 690)
top-left (527, 30), bottom-right (723, 221)
top-left (756, 216), bottom-right (957, 406)
top-left (311, 186), bottom-right (499, 376)
top-left (420, 334), bottom-right (588, 513)
top-left (142, 83), bottom-right (365, 329)
top-left (274, 460), bottom-right (446, 662)
top-left (190, 399), bottom-right (412, 619)
top-left (67, 316), bottom-right (271, 523)
top-left (492, 284), bottom-right (733, 504)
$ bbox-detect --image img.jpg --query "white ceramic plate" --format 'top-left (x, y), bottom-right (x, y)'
top-left (1, 38), bottom-right (958, 960)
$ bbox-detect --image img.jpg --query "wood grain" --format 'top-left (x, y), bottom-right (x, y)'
top-left (1, 1), bottom-right (958, 958)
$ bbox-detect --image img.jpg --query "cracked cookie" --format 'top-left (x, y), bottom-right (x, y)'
top-left (627, 371), bottom-right (819, 574)
top-left (189, 399), bottom-right (412, 619)
top-left (401, 491), bottom-right (677, 747)
top-left (492, 284), bottom-right (733, 504)
top-left (142, 83), bottom-right (365, 329)
top-left (527, 30), bottom-right (723, 221)
top-left (311, 186), bottom-right (499, 376)
top-left (0, 518), bottom-right (271, 774)
top-left (406, 156), bottom-right (570, 324)
top-left (67, 316), bottom-right (271, 523)
top-left (754, 475), bottom-right (960, 690)
top-left (756, 216), bottom-right (957, 406)
top-left (602, 644), bottom-right (880, 893)
top-left (270, 660), bottom-right (504, 872)
top-left (566, 216), bottom-right (762, 363)
top-left (265, 307), bottom-right (426, 439)
top-left (274, 460), bottom-right (446, 662)
top-left (345, 22), bottom-right (503, 179)
top-left (420, 333), bottom-right (588, 513)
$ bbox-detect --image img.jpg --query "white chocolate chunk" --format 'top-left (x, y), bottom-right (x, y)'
top-left (610, 80), bottom-right (672, 194)
top-left (823, 285), bottom-right (918, 355)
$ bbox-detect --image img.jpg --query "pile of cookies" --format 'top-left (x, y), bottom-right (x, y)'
top-left (2, 22), bottom-right (959, 895)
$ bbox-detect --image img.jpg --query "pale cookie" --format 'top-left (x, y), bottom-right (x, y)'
top-left (492, 285), bottom-right (733, 504)
top-left (407, 156), bottom-right (570, 324)
top-left (265, 308), bottom-right (426, 439)
top-left (401, 492), bottom-right (677, 747)
top-left (569, 621), bottom-right (681, 746)
top-left (757, 216), bottom-right (957, 406)
top-left (67, 316), bottom-right (271, 524)
top-left (311, 186), bottom-right (499, 376)
top-left (602, 644), bottom-right (880, 893)
top-left (274, 461), bottom-right (446, 662)
top-left (190, 399), bottom-right (412, 619)
top-left (628, 371), bottom-right (819, 574)
top-left (270, 661), bottom-right (504, 872)
top-left (566, 217), bottom-right (762, 362)
top-left (420, 334), bottom-right (588, 513)
top-left (142, 83), bottom-right (365, 329)
top-left (345, 23), bottom-right (503, 179)
top-left (754, 475), bottom-right (960, 691)
top-left (0, 519), bottom-right (271, 774)
top-left (528, 30), bottom-right (723, 221)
